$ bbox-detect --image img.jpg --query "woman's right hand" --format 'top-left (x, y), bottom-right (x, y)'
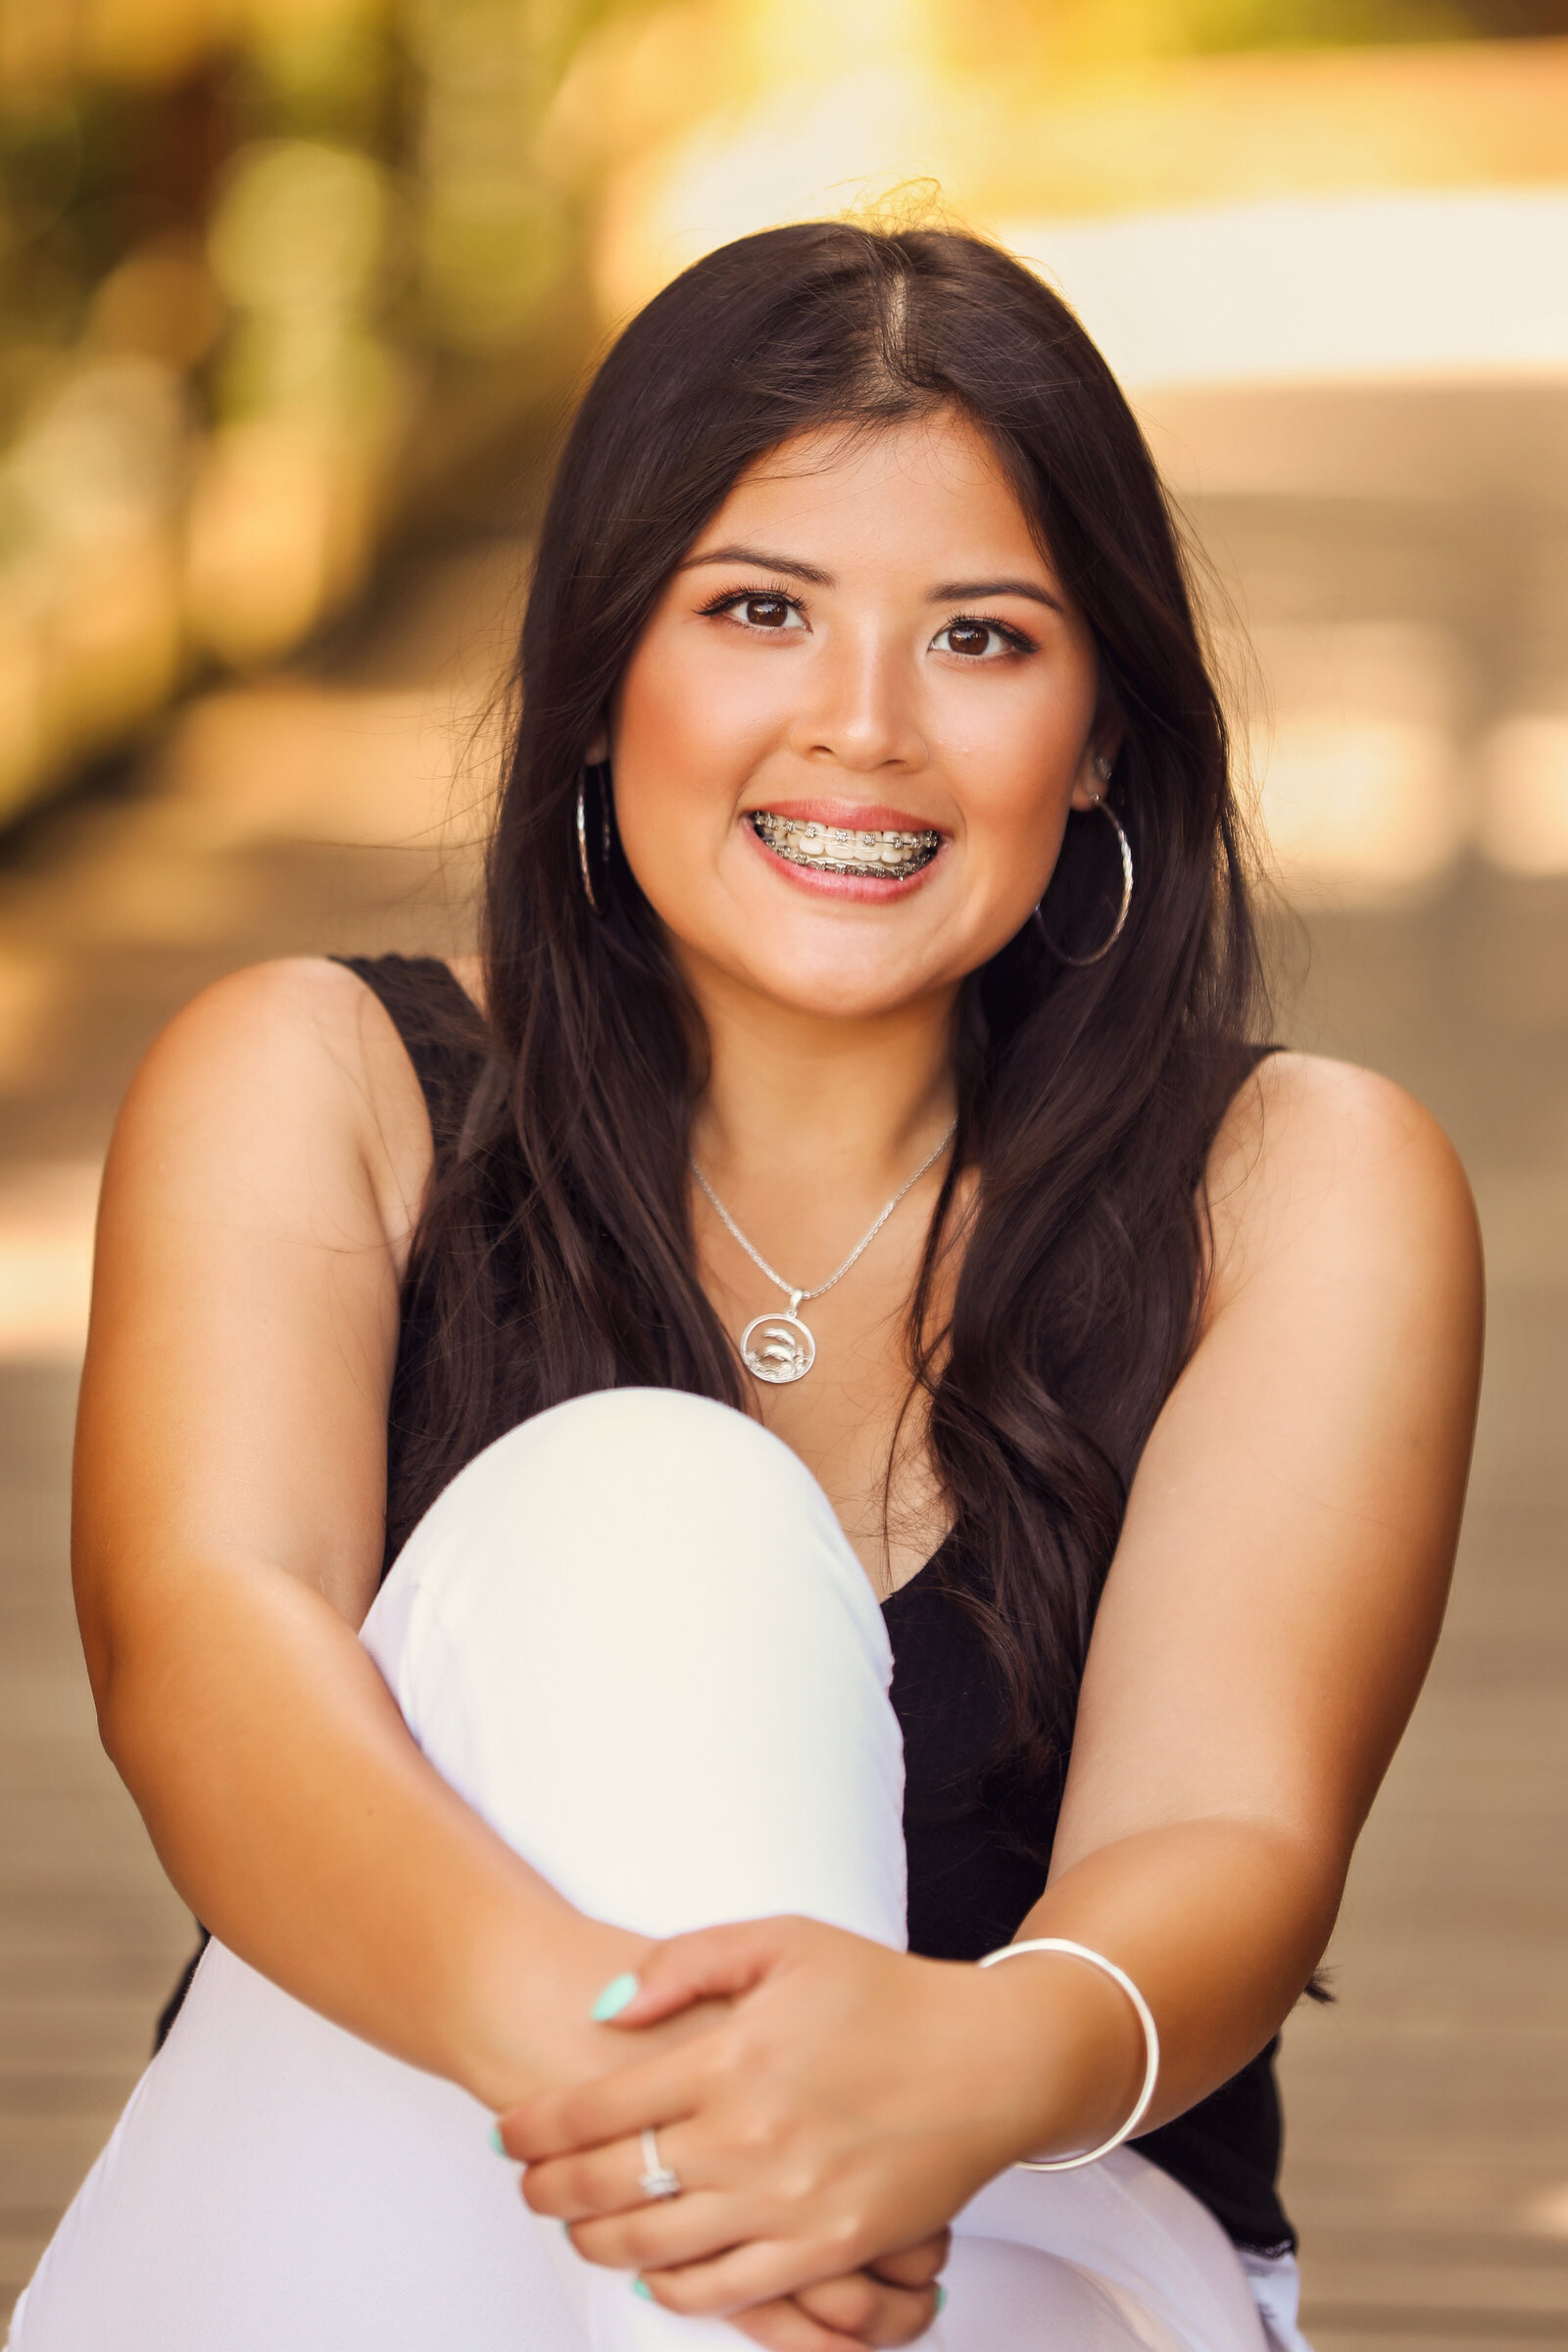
top-left (732, 2232), bottom-right (949, 2349)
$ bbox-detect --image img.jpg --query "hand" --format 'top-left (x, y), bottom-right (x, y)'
top-left (726, 2232), bottom-right (950, 2350)
top-left (485, 1914), bottom-right (725, 2110)
top-left (506, 1921), bottom-right (952, 2346)
top-left (499, 1914), bottom-right (1089, 2318)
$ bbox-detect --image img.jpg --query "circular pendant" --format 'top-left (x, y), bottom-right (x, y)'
top-left (740, 1310), bottom-right (816, 1385)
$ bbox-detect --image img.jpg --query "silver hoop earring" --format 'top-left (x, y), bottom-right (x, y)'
top-left (1037, 797), bottom-right (1134, 966)
top-left (575, 764), bottom-right (612, 915)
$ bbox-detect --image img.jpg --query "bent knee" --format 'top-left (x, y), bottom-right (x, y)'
top-left (414, 1388), bottom-right (829, 1556)
top-left (370, 1387), bottom-right (871, 1661)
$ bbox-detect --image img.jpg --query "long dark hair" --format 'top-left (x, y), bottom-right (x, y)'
top-left (392, 220), bottom-right (1265, 1796)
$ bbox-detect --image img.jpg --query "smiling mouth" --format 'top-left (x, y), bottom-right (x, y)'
top-left (749, 811), bottom-right (942, 880)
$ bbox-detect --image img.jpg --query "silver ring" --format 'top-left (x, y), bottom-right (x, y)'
top-left (638, 2125), bottom-right (682, 2200)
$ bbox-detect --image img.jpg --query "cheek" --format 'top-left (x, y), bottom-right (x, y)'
top-left (943, 681), bottom-right (1090, 877)
top-left (609, 640), bottom-right (765, 924)
top-left (614, 632), bottom-right (785, 815)
top-left (612, 650), bottom-right (705, 818)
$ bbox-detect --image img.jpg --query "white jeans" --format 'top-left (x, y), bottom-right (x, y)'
top-left (13, 1390), bottom-right (1306, 2352)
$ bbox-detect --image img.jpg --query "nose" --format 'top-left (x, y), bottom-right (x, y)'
top-left (786, 625), bottom-right (927, 776)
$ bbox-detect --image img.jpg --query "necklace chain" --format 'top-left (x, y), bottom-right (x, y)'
top-left (690, 1117), bottom-right (958, 1311)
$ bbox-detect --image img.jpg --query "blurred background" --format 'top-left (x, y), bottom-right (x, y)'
top-left (1, 2), bottom-right (1566, 2344)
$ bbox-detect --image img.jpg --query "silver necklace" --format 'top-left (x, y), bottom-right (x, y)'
top-left (690, 1118), bottom-right (958, 1385)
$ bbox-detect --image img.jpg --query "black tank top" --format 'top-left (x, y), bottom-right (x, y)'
top-left (166, 952), bottom-right (1294, 2259)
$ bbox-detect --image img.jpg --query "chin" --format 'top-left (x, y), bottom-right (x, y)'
top-left (736, 949), bottom-right (949, 1021)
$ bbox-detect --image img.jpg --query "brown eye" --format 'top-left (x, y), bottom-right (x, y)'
top-left (944, 621), bottom-right (994, 657)
top-left (741, 596), bottom-right (794, 628)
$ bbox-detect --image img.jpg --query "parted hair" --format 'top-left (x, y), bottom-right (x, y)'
top-left (391, 220), bottom-right (1266, 1803)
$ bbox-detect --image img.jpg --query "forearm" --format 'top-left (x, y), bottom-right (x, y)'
top-left (92, 1549), bottom-right (642, 2111)
top-left (992, 1816), bottom-right (1340, 2155)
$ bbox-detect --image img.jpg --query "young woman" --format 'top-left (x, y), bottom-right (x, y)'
top-left (13, 224), bottom-right (1480, 2352)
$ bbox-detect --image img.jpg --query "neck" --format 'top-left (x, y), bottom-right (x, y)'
top-left (686, 962), bottom-right (961, 1200)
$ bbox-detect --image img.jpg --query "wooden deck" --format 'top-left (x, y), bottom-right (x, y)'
top-left (3, 469), bottom-right (1567, 2345)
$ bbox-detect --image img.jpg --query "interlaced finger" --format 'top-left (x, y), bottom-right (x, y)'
top-left (794, 2269), bottom-right (942, 2346)
top-left (727, 2295), bottom-right (869, 2351)
top-left (564, 2186), bottom-right (768, 2278)
top-left (637, 2234), bottom-right (888, 2322)
top-left (728, 2293), bottom-right (873, 2350)
top-left (522, 2125), bottom-right (700, 2224)
top-left (504, 2043), bottom-right (715, 2163)
top-left (863, 2231), bottom-right (951, 2290)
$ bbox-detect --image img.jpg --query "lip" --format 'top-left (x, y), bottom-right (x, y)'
top-left (744, 798), bottom-right (946, 836)
top-left (741, 812), bottom-right (947, 903)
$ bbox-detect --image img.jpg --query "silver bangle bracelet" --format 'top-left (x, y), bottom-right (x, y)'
top-left (976, 1936), bottom-right (1160, 2172)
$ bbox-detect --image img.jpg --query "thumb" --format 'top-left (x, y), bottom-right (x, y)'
top-left (594, 1918), bottom-right (796, 2029)
top-left (866, 2229), bottom-right (953, 2288)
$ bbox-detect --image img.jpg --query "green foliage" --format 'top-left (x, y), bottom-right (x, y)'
top-left (1180, 0), bottom-right (1568, 45)
top-left (1176, 0), bottom-right (1474, 47)
top-left (1031, 0), bottom-right (1568, 57)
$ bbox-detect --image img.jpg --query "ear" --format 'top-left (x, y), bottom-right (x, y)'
top-left (585, 724), bottom-right (610, 765)
top-left (1068, 733), bottom-right (1121, 811)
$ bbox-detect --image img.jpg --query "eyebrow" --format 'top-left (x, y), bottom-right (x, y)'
top-left (679, 546), bottom-right (1065, 613)
top-left (677, 544), bottom-right (835, 586)
top-left (928, 577), bottom-right (1063, 612)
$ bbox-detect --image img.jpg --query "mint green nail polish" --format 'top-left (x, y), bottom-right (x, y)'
top-left (488, 2124), bottom-right (506, 2156)
top-left (591, 1970), bottom-right (640, 2022)
top-left (935, 2284), bottom-right (948, 2314)
top-left (631, 2277), bottom-right (654, 2301)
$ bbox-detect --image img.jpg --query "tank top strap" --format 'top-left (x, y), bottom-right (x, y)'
top-left (331, 954), bottom-right (489, 1165)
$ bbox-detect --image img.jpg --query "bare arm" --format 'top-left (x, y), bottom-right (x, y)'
top-left (77, 959), bottom-right (946, 2351)
top-left (74, 959), bottom-right (643, 2109)
top-left (1010, 1051), bottom-right (1482, 2116)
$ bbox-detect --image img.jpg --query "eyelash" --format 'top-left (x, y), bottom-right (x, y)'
top-left (696, 581), bottom-right (800, 621)
top-left (697, 584), bottom-right (1038, 656)
top-left (942, 613), bottom-right (1037, 657)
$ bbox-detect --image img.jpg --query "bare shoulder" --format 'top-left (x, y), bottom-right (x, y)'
top-left (141, 952), bottom-right (401, 1068)
top-left (1200, 1051), bottom-right (1483, 1336)
top-left (112, 956), bottom-right (434, 1256)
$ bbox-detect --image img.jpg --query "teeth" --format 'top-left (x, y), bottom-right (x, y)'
top-left (750, 810), bottom-right (941, 879)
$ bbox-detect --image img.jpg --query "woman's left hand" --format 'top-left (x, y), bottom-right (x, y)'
top-left (498, 1914), bottom-right (1102, 2321)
